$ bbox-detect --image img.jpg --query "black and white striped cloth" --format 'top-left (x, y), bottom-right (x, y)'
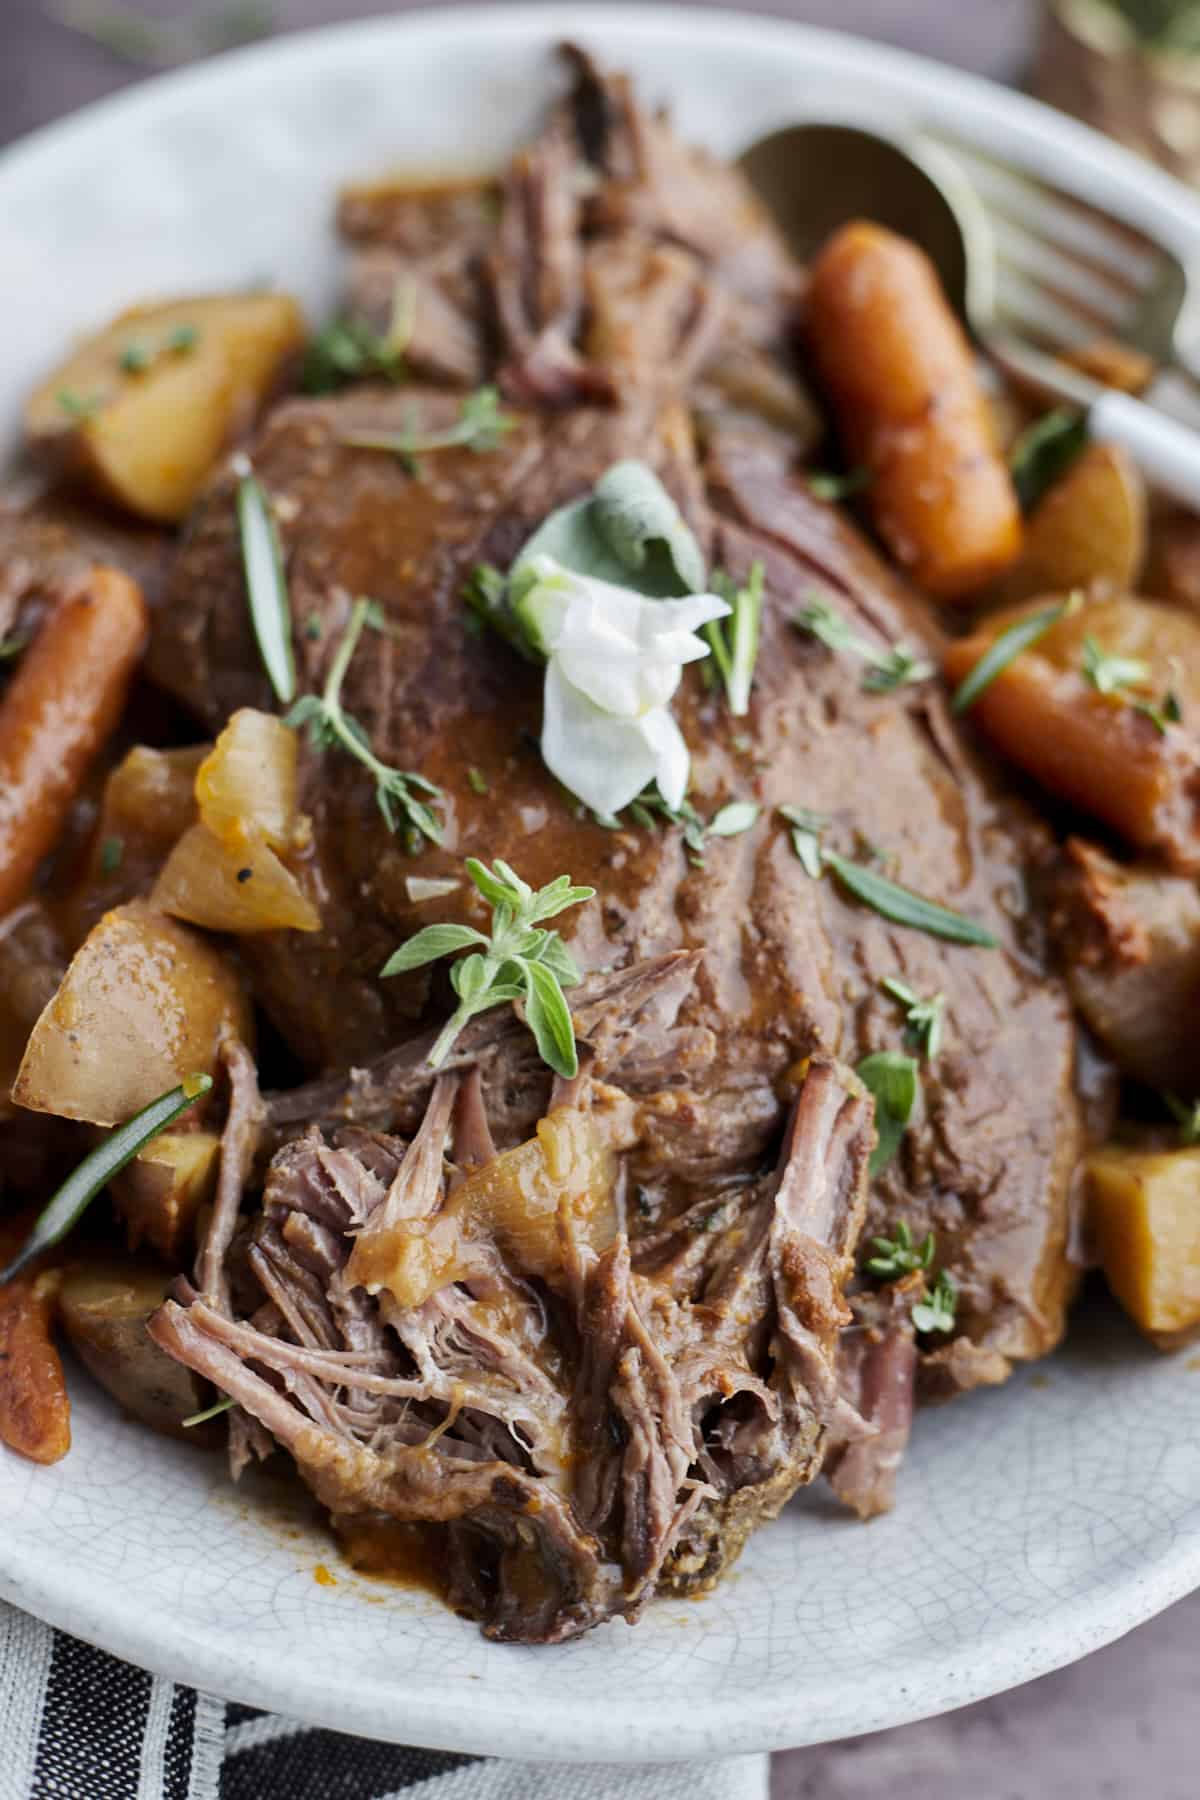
top-left (0, 1600), bottom-right (768, 1800)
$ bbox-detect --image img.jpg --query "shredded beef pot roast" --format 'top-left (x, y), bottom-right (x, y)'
top-left (115, 51), bottom-right (1080, 1639)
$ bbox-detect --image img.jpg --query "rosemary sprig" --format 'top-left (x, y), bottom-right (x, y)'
top-left (339, 386), bottom-right (513, 467)
top-left (705, 562), bottom-right (764, 716)
top-left (951, 596), bottom-right (1079, 714)
top-left (235, 456), bottom-right (296, 706)
top-left (380, 857), bottom-right (595, 1076)
top-left (824, 852), bottom-right (997, 948)
top-left (287, 598), bottom-right (443, 845)
top-left (866, 1220), bottom-right (935, 1280)
top-left (795, 596), bottom-right (932, 693)
top-left (880, 976), bottom-right (945, 1059)
top-left (0, 1075), bottom-right (213, 1286)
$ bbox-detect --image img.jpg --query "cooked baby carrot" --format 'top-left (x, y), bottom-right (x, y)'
top-left (0, 1224), bottom-right (69, 1465)
top-left (805, 221), bottom-right (1022, 599)
top-left (0, 566), bottom-right (148, 916)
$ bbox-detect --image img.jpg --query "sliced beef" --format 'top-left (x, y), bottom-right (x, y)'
top-left (151, 1053), bottom-right (871, 1642)
top-left (824, 1277), bottom-right (920, 1521)
top-left (0, 490), bottom-right (168, 651)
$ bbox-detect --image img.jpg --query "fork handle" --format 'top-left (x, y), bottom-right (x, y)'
top-left (1088, 390), bottom-right (1200, 511)
top-left (986, 332), bottom-right (1200, 511)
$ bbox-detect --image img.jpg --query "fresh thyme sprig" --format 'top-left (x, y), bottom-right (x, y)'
top-left (380, 857), bottom-right (596, 1076)
top-left (302, 279), bottom-right (415, 395)
top-left (880, 976), bottom-right (946, 1059)
top-left (705, 562), bottom-right (764, 716)
top-left (794, 596), bottom-right (933, 693)
top-left (912, 1268), bottom-right (958, 1335)
top-left (866, 1220), bottom-right (935, 1280)
top-left (339, 386), bottom-right (513, 471)
top-left (287, 597), bottom-right (443, 845)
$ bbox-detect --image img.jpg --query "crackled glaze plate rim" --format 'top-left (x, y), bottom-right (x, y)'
top-left (1, 6), bottom-right (1200, 1762)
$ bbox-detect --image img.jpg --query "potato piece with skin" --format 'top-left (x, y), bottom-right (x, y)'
top-left (12, 899), bottom-right (251, 1126)
top-left (996, 442), bottom-right (1147, 605)
top-left (57, 1259), bottom-right (213, 1440)
top-left (945, 595), bottom-right (1200, 869)
top-left (804, 220), bottom-right (1022, 598)
top-left (1088, 1146), bottom-right (1200, 1340)
top-left (111, 1129), bottom-right (221, 1262)
top-left (25, 294), bottom-right (306, 524)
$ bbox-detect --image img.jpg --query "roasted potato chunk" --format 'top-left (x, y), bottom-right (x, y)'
top-left (13, 899), bottom-right (251, 1126)
top-left (1088, 1146), bottom-right (1200, 1341)
top-left (997, 442), bottom-right (1146, 604)
top-left (25, 294), bottom-right (306, 523)
top-left (111, 1129), bottom-right (221, 1262)
top-left (58, 1259), bottom-right (212, 1439)
top-left (945, 594), bottom-right (1200, 869)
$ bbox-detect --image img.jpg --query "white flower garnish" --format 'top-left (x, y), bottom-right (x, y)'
top-left (516, 555), bottom-right (730, 817)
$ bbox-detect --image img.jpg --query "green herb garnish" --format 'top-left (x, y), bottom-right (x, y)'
top-left (119, 342), bottom-right (152, 373)
top-left (704, 563), bottom-right (764, 716)
top-left (1165, 1093), bottom-right (1200, 1144)
top-left (795, 596), bottom-right (932, 693)
top-left (1137, 691), bottom-right (1183, 735)
top-left (380, 857), bottom-right (595, 1076)
top-left (880, 976), bottom-right (945, 1059)
top-left (866, 1220), bottom-right (935, 1280)
top-left (707, 801), bottom-right (760, 838)
top-left (301, 280), bottom-right (413, 394)
top-left (0, 633), bottom-right (28, 663)
top-left (287, 597), bottom-right (443, 844)
top-left (857, 1051), bottom-right (921, 1176)
top-left (467, 767), bottom-right (490, 795)
top-left (182, 1396), bottom-right (235, 1428)
top-left (779, 805), bottom-right (827, 879)
top-left (235, 457), bottom-right (296, 707)
top-left (824, 851), bottom-right (997, 947)
top-left (99, 835), bottom-right (124, 875)
top-left (951, 596), bottom-right (1078, 715)
top-left (1009, 407), bottom-right (1088, 512)
top-left (808, 466), bottom-right (872, 503)
top-left (0, 1075), bottom-right (213, 1286)
top-left (166, 323), bottom-right (199, 354)
top-left (912, 1269), bottom-right (958, 1335)
top-left (340, 386), bottom-right (512, 465)
top-left (1081, 634), bottom-right (1151, 698)
top-left (56, 388), bottom-right (103, 420)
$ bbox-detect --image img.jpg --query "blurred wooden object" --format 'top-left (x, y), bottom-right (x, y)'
top-left (1035, 0), bottom-right (1200, 181)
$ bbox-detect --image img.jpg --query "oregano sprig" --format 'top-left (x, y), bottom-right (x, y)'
top-left (380, 858), bottom-right (595, 1076)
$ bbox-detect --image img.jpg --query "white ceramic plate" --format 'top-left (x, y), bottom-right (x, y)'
top-left (3, 7), bottom-right (1200, 1763)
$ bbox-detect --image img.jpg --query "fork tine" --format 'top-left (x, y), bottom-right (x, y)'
top-left (992, 267), bottom-right (1101, 350)
top-left (927, 135), bottom-right (1162, 294)
top-left (990, 216), bottom-right (1133, 331)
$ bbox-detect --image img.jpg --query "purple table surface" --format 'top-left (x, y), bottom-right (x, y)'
top-left (0, 3), bottom-right (1195, 1794)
